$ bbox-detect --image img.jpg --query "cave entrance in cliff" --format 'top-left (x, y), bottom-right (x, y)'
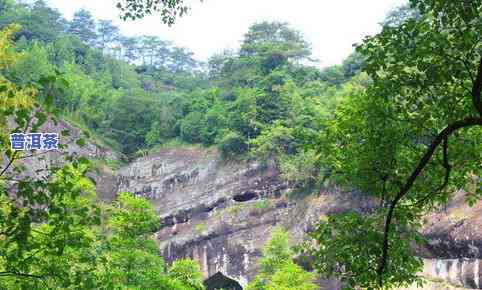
top-left (233, 191), bottom-right (257, 202)
top-left (204, 272), bottom-right (243, 290)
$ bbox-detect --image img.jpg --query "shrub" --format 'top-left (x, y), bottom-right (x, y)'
top-left (218, 131), bottom-right (248, 159)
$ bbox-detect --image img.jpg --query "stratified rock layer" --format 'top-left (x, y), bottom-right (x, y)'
top-left (117, 147), bottom-right (482, 289)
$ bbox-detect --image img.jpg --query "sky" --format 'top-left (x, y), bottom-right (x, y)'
top-left (46, 0), bottom-right (407, 68)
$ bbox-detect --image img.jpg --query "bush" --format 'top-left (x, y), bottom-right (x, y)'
top-left (279, 149), bottom-right (320, 188)
top-left (246, 227), bottom-right (318, 290)
top-left (168, 259), bottom-right (206, 290)
top-left (180, 111), bottom-right (206, 143)
top-left (249, 121), bottom-right (295, 161)
top-left (218, 131), bottom-right (248, 159)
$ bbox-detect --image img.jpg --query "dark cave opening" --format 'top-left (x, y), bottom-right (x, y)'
top-left (204, 272), bottom-right (243, 290)
top-left (233, 191), bottom-right (257, 202)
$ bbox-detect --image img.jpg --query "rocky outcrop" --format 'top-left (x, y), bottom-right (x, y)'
top-left (414, 190), bottom-right (482, 289)
top-left (7, 118), bottom-right (121, 201)
top-left (420, 258), bottom-right (481, 289)
top-left (420, 190), bottom-right (482, 260)
top-left (117, 148), bottom-right (287, 217)
top-left (116, 148), bottom-right (372, 288)
top-left (117, 147), bottom-right (482, 290)
top-left (116, 148), bottom-right (293, 285)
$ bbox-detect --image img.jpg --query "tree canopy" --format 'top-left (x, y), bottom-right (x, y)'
top-left (247, 228), bottom-right (318, 290)
top-left (306, 0), bottom-right (482, 288)
top-left (116, 0), bottom-right (195, 24)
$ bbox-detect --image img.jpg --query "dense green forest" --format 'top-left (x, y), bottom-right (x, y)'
top-left (0, 0), bottom-right (362, 161)
top-left (0, 0), bottom-right (481, 289)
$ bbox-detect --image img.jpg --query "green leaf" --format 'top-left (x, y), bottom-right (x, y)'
top-left (76, 138), bottom-right (86, 147)
top-left (61, 129), bottom-right (71, 137)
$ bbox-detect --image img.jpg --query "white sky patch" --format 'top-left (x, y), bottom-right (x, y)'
top-left (46, 0), bottom-right (407, 68)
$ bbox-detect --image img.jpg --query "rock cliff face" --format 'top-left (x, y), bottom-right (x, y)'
top-left (5, 118), bottom-right (120, 201)
top-left (116, 147), bottom-right (375, 288)
top-left (415, 190), bottom-right (482, 289)
top-left (116, 147), bottom-right (295, 286)
top-left (115, 147), bottom-right (482, 290)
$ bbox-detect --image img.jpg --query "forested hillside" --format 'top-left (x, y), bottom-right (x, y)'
top-left (0, 0), bottom-right (362, 160)
top-left (0, 1), bottom-right (364, 288)
top-left (1, 0), bottom-right (481, 289)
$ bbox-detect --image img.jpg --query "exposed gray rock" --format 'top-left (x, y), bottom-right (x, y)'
top-left (118, 147), bottom-right (482, 289)
top-left (419, 258), bottom-right (481, 289)
top-left (7, 118), bottom-right (121, 201)
top-left (117, 148), bottom-right (374, 288)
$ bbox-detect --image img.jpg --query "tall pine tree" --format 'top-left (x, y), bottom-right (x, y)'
top-left (97, 20), bottom-right (120, 53)
top-left (68, 9), bottom-right (97, 46)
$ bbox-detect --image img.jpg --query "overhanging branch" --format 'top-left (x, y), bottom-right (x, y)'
top-left (376, 116), bottom-right (482, 287)
top-left (376, 53), bottom-right (482, 287)
top-left (413, 136), bottom-right (452, 207)
top-left (0, 271), bottom-right (44, 279)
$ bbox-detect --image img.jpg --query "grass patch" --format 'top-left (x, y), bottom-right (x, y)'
top-left (254, 200), bottom-right (269, 210)
top-left (194, 223), bottom-right (206, 233)
top-left (250, 199), bottom-right (271, 216)
top-left (318, 214), bottom-right (329, 222)
top-left (227, 204), bottom-right (245, 215)
top-left (449, 208), bottom-right (469, 224)
top-left (90, 158), bottom-right (122, 172)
